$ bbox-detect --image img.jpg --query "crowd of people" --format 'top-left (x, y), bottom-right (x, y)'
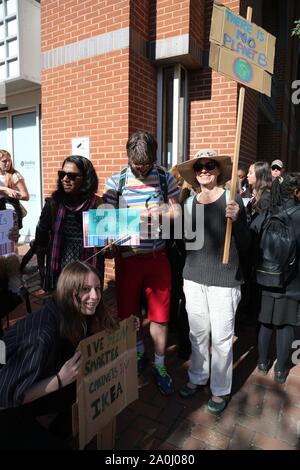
top-left (1, 134), bottom-right (300, 448)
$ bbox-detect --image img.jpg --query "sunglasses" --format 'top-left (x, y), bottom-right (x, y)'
top-left (193, 160), bottom-right (219, 172)
top-left (58, 170), bottom-right (82, 181)
top-left (271, 165), bottom-right (281, 171)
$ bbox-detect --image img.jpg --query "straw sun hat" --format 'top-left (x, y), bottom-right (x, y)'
top-left (176, 149), bottom-right (232, 187)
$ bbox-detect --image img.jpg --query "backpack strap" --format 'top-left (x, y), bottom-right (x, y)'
top-left (117, 167), bottom-right (128, 197)
top-left (184, 195), bottom-right (195, 216)
top-left (156, 166), bottom-right (168, 203)
top-left (117, 165), bottom-right (168, 203)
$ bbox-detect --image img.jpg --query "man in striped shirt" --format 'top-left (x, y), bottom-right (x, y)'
top-left (104, 131), bottom-right (180, 395)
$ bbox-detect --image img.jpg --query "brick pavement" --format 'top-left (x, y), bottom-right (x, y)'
top-left (2, 244), bottom-right (300, 451)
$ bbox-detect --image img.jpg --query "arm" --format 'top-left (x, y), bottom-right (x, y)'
top-left (0, 172), bottom-right (29, 200)
top-left (23, 351), bottom-right (81, 404)
top-left (15, 178), bottom-right (29, 201)
top-left (0, 185), bottom-right (20, 199)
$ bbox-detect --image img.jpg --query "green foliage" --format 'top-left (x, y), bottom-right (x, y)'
top-left (292, 19), bottom-right (300, 38)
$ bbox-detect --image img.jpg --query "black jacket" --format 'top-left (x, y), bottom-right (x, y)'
top-left (0, 300), bottom-right (73, 409)
top-left (250, 199), bottom-right (300, 300)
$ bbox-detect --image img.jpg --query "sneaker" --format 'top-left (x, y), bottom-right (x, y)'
top-left (207, 397), bottom-right (227, 414)
top-left (152, 363), bottom-right (174, 395)
top-left (137, 352), bottom-right (147, 376)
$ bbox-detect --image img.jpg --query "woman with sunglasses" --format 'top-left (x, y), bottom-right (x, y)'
top-left (34, 155), bottom-right (104, 292)
top-left (0, 261), bottom-right (118, 449)
top-left (176, 149), bottom-right (250, 414)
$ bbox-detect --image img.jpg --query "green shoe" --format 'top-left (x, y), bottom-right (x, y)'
top-left (207, 397), bottom-right (227, 414)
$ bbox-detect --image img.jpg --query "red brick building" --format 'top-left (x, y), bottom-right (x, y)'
top-left (2, 0), bottom-right (300, 240)
top-left (40, 0), bottom-right (300, 188)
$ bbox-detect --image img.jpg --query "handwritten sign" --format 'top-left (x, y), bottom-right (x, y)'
top-left (209, 5), bottom-right (276, 96)
top-left (0, 210), bottom-right (15, 255)
top-left (75, 317), bottom-right (138, 450)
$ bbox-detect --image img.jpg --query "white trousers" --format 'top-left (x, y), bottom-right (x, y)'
top-left (183, 280), bottom-right (241, 396)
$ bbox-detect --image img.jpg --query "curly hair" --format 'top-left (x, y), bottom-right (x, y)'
top-left (55, 261), bottom-right (119, 346)
top-left (126, 131), bottom-right (157, 165)
top-left (270, 173), bottom-right (300, 213)
top-left (52, 155), bottom-right (98, 203)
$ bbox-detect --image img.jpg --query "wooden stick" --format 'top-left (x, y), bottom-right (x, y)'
top-left (222, 6), bottom-right (252, 264)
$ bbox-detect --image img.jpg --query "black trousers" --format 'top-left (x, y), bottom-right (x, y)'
top-left (0, 384), bottom-right (75, 450)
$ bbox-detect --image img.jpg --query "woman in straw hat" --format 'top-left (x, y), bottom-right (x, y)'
top-left (177, 149), bottom-right (250, 414)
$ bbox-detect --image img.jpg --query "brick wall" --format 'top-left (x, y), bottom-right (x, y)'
top-left (189, 0), bottom-right (205, 51)
top-left (189, 0), bottom-right (240, 160)
top-left (152, 0), bottom-right (190, 40)
top-left (41, 0), bottom-right (130, 52)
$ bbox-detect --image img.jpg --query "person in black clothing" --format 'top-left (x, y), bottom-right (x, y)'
top-left (251, 174), bottom-right (300, 384)
top-left (235, 161), bottom-right (272, 327)
top-left (0, 261), bottom-right (118, 449)
top-left (246, 161), bottom-right (272, 223)
top-left (35, 155), bottom-right (104, 292)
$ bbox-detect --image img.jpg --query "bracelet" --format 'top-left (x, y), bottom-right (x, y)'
top-left (56, 373), bottom-right (63, 389)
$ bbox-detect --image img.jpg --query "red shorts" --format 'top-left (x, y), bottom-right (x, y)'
top-left (115, 250), bottom-right (171, 323)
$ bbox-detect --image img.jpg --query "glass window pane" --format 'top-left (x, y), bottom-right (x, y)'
top-left (162, 67), bottom-right (174, 169)
top-left (13, 111), bottom-right (42, 239)
top-left (7, 37), bottom-right (17, 56)
top-left (0, 61), bottom-right (5, 79)
top-left (179, 68), bottom-right (186, 164)
top-left (0, 116), bottom-right (7, 148)
top-left (7, 57), bottom-right (18, 76)
top-left (0, 2), bottom-right (4, 19)
top-left (0, 41), bottom-right (5, 60)
top-left (0, 22), bottom-right (4, 40)
top-left (6, 0), bottom-right (17, 16)
top-left (7, 17), bottom-right (17, 36)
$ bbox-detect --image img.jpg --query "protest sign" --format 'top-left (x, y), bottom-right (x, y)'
top-left (74, 317), bottom-right (138, 450)
top-left (0, 210), bottom-right (15, 255)
top-left (83, 207), bottom-right (140, 247)
top-left (208, 5), bottom-right (276, 262)
top-left (209, 4), bottom-right (275, 97)
top-left (210, 4), bottom-right (275, 73)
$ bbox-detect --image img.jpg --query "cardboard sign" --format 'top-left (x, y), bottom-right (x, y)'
top-left (210, 4), bottom-right (275, 73)
top-left (209, 4), bottom-right (275, 96)
top-left (209, 42), bottom-right (272, 96)
top-left (75, 317), bottom-right (138, 450)
top-left (0, 209), bottom-right (15, 255)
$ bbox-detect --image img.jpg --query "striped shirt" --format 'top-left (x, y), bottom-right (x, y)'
top-left (104, 165), bottom-right (180, 254)
top-left (0, 301), bottom-right (66, 409)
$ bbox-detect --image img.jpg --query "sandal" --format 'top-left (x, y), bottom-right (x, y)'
top-left (179, 382), bottom-right (203, 398)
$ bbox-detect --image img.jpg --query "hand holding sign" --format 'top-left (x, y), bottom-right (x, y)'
top-left (58, 351), bottom-right (82, 387)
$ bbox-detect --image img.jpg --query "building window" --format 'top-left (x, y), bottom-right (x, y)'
top-left (157, 64), bottom-right (188, 169)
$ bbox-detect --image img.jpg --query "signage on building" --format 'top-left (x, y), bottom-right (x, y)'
top-left (72, 137), bottom-right (90, 160)
top-left (209, 4), bottom-right (276, 96)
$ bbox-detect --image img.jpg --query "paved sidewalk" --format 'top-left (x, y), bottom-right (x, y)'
top-left (4, 244), bottom-right (300, 451)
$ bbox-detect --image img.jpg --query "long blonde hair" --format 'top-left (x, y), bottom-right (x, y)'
top-left (55, 261), bottom-right (119, 346)
top-left (0, 149), bottom-right (16, 188)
